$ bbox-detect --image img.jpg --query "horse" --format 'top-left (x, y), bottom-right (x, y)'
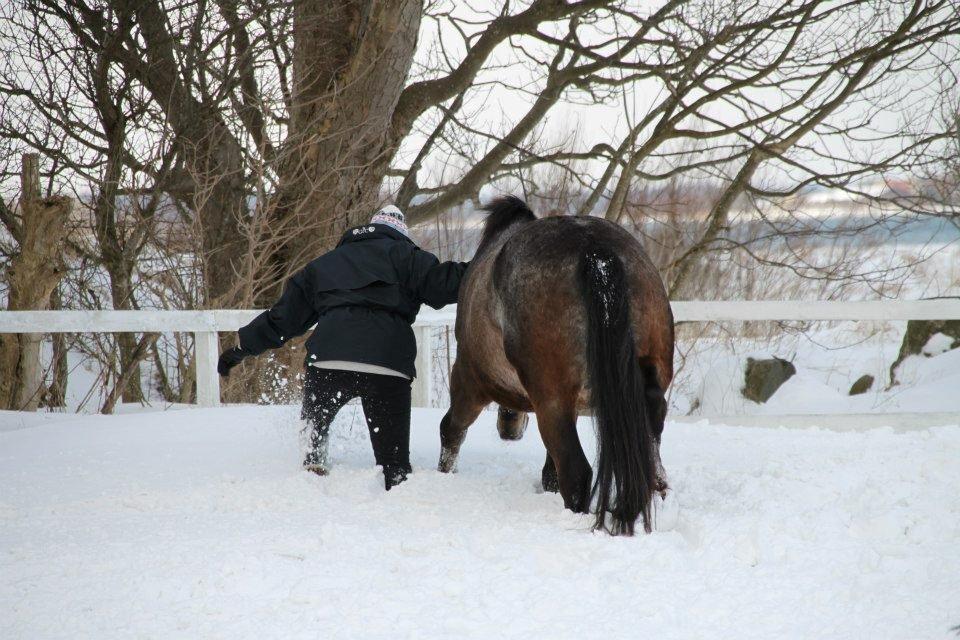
top-left (437, 196), bottom-right (674, 535)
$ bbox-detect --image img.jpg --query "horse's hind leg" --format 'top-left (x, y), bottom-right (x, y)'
top-left (535, 403), bottom-right (591, 513)
top-left (438, 364), bottom-right (487, 473)
top-left (541, 453), bottom-right (559, 493)
top-left (438, 400), bottom-right (485, 473)
top-left (496, 406), bottom-right (528, 440)
top-left (645, 369), bottom-right (670, 495)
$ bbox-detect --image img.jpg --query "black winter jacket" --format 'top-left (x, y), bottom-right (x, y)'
top-left (237, 224), bottom-right (468, 379)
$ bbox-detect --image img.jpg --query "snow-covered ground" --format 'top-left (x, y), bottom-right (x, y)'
top-left (676, 321), bottom-right (960, 416)
top-left (2, 406), bottom-right (958, 639)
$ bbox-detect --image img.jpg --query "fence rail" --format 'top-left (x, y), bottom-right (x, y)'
top-left (2, 299), bottom-right (959, 409)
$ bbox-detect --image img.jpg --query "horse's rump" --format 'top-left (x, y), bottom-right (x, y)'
top-left (491, 216), bottom-right (673, 405)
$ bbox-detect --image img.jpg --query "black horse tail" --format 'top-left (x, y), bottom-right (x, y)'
top-left (579, 241), bottom-right (658, 535)
top-left (478, 195), bottom-right (537, 253)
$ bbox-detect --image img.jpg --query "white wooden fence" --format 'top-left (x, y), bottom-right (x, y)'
top-left (1, 299), bottom-right (959, 410)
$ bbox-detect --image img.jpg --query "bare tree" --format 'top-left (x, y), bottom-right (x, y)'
top-left (0, 155), bottom-right (71, 410)
top-left (416, 2), bottom-right (960, 299)
top-left (2, 0), bottom-right (958, 407)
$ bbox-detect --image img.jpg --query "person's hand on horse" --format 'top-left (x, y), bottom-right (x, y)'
top-left (217, 346), bottom-right (248, 377)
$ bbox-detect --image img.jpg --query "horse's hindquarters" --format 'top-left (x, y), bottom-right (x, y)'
top-left (446, 205), bottom-right (675, 535)
top-left (491, 216), bottom-right (674, 534)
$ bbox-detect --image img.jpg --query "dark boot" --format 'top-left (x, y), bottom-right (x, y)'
top-left (383, 464), bottom-right (410, 490)
top-left (302, 436), bottom-right (330, 476)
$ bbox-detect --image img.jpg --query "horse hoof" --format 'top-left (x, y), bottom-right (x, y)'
top-left (496, 407), bottom-right (529, 440)
top-left (438, 449), bottom-right (458, 473)
top-left (304, 464), bottom-right (329, 477)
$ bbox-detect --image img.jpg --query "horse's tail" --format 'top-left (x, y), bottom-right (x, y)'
top-left (578, 241), bottom-right (658, 535)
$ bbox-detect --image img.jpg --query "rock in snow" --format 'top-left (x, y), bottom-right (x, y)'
top-left (742, 357), bottom-right (797, 404)
top-left (849, 374), bottom-right (875, 396)
top-left (1, 406), bottom-right (958, 639)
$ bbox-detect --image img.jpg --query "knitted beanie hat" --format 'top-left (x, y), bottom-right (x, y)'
top-left (371, 205), bottom-right (408, 236)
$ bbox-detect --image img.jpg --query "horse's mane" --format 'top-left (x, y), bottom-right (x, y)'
top-left (477, 195), bottom-right (536, 253)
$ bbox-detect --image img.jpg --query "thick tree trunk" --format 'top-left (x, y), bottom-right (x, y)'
top-left (218, 1), bottom-right (423, 404)
top-left (272, 0), bottom-right (422, 273)
top-left (0, 154), bottom-right (71, 411)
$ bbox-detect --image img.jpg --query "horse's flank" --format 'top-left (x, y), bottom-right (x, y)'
top-left (453, 197), bottom-right (538, 410)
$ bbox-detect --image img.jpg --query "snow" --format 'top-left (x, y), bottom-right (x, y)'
top-left (923, 332), bottom-right (957, 357)
top-left (680, 322), bottom-right (960, 417)
top-left (2, 406), bottom-right (959, 639)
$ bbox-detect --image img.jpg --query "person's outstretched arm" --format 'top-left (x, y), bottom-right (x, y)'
top-left (407, 248), bottom-right (469, 309)
top-left (218, 270), bottom-right (318, 376)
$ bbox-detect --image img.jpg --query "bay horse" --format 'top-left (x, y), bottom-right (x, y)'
top-left (438, 196), bottom-right (674, 535)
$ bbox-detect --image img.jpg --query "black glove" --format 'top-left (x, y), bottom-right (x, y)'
top-left (217, 346), bottom-right (248, 377)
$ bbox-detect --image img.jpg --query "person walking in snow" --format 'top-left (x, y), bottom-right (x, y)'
top-left (217, 206), bottom-right (469, 490)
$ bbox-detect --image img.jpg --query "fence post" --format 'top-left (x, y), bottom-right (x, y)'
top-left (194, 331), bottom-right (220, 407)
top-left (412, 325), bottom-right (433, 408)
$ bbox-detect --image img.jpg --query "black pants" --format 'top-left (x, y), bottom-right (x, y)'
top-left (301, 366), bottom-right (412, 488)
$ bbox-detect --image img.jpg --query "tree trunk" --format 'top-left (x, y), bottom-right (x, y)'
top-left (215, 0), bottom-right (423, 403)
top-left (99, 214), bottom-right (145, 405)
top-left (272, 0), bottom-right (422, 275)
top-left (101, 333), bottom-right (158, 414)
top-left (43, 286), bottom-right (69, 409)
top-left (86, 18), bottom-right (153, 405)
top-left (150, 341), bottom-right (176, 403)
top-left (129, 0), bottom-right (249, 307)
top-left (0, 154), bottom-right (71, 411)
top-left (93, 143), bottom-right (146, 404)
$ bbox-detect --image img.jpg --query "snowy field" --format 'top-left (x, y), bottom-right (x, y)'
top-left (674, 321), bottom-right (960, 417)
top-left (2, 406), bottom-right (959, 639)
